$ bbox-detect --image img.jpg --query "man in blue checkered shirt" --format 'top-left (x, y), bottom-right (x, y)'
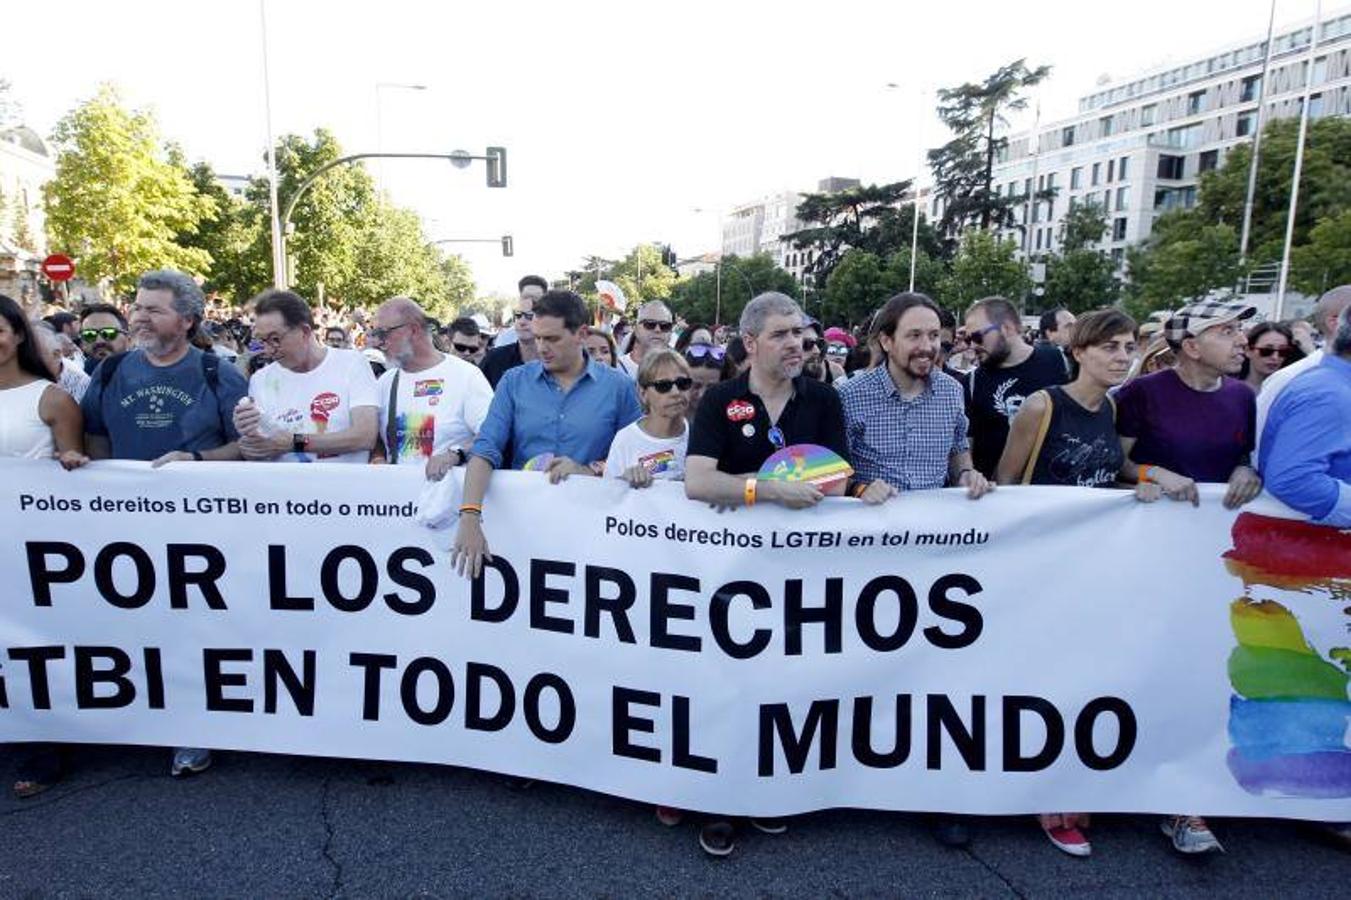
top-left (840, 293), bottom-right (993, 498)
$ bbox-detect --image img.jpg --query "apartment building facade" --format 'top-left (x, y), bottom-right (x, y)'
top-left (934, 9), bottom-right (1351, 270)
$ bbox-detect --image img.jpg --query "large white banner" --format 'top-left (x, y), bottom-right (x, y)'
top-left (1, 459), bottom-right (1348, 820)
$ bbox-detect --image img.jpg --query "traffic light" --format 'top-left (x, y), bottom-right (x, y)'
top-left (501, 235), bottom-right (514, 257)
top-left (486, 146), bottom-right (507, 188)
top-left (661, 244), bottom-right (677, 267)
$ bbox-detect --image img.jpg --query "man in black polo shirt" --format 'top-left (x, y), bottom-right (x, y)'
top-left (480, 275), bottom-right (548, 388)
top-left (687, 292), bottom-right (864, 509)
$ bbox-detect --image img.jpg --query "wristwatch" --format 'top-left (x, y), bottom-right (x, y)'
top-left (451, 447), bottom-right (467, 466)
top-left (292, 433), bottom-right (310, 455)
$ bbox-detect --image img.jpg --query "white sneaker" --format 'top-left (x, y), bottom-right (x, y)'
top-left (171, 747), bottom-right (213, 777)
top-left (1161, 816), bottom-right (1223, 854)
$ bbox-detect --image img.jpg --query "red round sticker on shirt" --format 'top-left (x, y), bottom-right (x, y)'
top-left (725, 399), bottom-right (755, 423)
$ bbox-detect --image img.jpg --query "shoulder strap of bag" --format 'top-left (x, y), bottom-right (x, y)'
top-left (1020, 389), bottom-right (1055, 485)
top-left (384, 370), bottom-right (401, 461)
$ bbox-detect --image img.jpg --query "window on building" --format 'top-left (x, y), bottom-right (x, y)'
top-left (1103, 191), bottom-right (1112, 213)
top-left (1115, 186), bottom-right (1128, 210)
top-left (1112, 248), bottom-right (1125, 267)
top-left (1047, 198), bottom-right (1055, 220)
top-left (1062, 126), bottom-right (1076, 146)
top-left (1236, 110), bottom-right (1256, 137)
top-left (1186, 90), bottom-right (1206, 116)
top-left (1310, 93), bottom-right (1325, 118)
top-left (1157, 155), bottom-right (1185, 180)
top-left (1024, 177), bottom-right (1032, 197)
top-left (1046, 172), bottom-right (1056, 190)
top-left (1198, 149), bottom-right (1219, 173)
top-left (1313, 56), bottom-right (1328, 84)
top-left (1099, 116), bottom-right (1115, 137)
top-left (1107, 159), bottom-right (1115, 182)
top-left (1070, 166), bottom-right (1082, 189)
top-left (1118, 157), bottom-right (1129, 180)
top-left (1241, 74), bottom-right (1262, 103)
top-left (1141, 104), bottom-right (1157, 126)
top-left (1113, 218), bottom-right (1127, 241)
top-left (1035, 228), bottom-right (1043, 251)
top-left (1091, 162), bottom-right (1101, 186)
top-left (1037, 174), bottom-right (1045, 192)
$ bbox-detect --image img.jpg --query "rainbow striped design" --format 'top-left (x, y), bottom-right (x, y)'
top-left (1223, 512), bottom-right (1351, 799)
top-left (757, 443), bottom-right (853, 489)
top-left (522, 453), bottom-right (555, 472)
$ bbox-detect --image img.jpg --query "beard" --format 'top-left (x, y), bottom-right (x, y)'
top-left (803, 355), bottom-right (823, 378)
top-left (979, 333), bottom-right (1011, 368)
top-left (134, 331), bottom-right (178, 358)
top-left (779, 357), bottom-right (804, 380)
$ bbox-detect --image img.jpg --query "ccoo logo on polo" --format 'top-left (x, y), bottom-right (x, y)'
top-left (725, 400), bottom-right (755, 423)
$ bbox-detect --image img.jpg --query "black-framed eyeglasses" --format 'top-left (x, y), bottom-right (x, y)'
top-left (80, 327), bottom-right (126, 342)
top-left (368, 322), bottom-right (414, 343)
top-left (643, 376), bottom-right (692, 393)
top-left (452, 341), bottom-right (479, 354)
top-left (640, 319), bottom-right (674, 332)
top-left (803, 338), bottom-right (825, 352)
top-left (513, 310), bottom-right (535, 322)
top-left (684, 344), bottom-right (726, 363)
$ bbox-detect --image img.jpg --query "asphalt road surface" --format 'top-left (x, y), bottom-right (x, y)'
top-left (2, 745), bottom-right (1346, 898)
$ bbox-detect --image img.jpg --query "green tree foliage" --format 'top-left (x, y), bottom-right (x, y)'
top-left (1193, 117), bottom-right (1351, 265)
top-left (818, 248), bottom-right (948, 327)
top-left (608, 243), bottom-right (678, 312)
top-left (176, 159), bottom-right (268, 303)
top-left (1042, 203), bottom-right (1119, 313)
top-left (666, 253), bottom-right (799, 326)
top-left (43, 84), bottom-right (214, 293)
top-left (1122, 212), bottom-right (1240, 319)
top-left (1290, 210), bottom-right (1351, 297)
top-left (940, 231), bottom-right (1032, 310)
top-left (784, 182), bottom-right (941, 288)
top-left (928, 59), bottom-right (1051, 238)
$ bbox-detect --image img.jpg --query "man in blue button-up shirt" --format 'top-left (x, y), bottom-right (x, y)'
top-left (1259, 306), bottom-right (1351, 528)
top-left (452, 289), bottom-right (641, 577)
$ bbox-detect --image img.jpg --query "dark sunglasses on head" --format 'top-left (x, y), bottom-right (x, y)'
top-left (640, 319), bottom-right (674, 332)
top-left (643, 376), bottom-right (692, 393)
top-left (81, 327), bottom-right (125, 342)
top-left (452, 342), bottom-right (479, 354)
top-left (684, 344), bottom-right (726, 362)
top-left (803, 338), bottom-right (825, 352)
top-left (1254, 346), bottom-right (1291, 358)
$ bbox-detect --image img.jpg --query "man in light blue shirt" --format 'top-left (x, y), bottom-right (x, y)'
top-left (1259, 306), bottom-right (1351, 528)
top-left (453, 290), bottom-right (641, 577)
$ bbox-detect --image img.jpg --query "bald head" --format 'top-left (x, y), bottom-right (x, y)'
top-left (379, 295), bottom-right (428, 324)
top-left (1314, 285), bottom-right (1351, 337)
top-left (373, 296), bottom-right (436, 370)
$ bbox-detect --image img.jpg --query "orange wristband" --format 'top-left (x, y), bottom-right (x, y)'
top-left (744, 478), bottom-right (757, 507)
top-left (1139, 465), bottom-right (1156, 484)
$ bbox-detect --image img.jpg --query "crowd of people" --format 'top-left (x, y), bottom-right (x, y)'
top-left (2, 269), bottom-right (1347, 860)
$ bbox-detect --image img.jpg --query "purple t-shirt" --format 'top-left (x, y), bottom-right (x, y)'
top-left (1115, 368), bottom-right (1255, 483)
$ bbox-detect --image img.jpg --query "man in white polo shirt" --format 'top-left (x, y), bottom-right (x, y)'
top-left (233, 289), bottom-right (378, 463)
top-left (369, 295), bottom-right (493, 479)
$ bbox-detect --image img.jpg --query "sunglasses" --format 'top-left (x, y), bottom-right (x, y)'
top-left (803, 338), bottom-right (825, 352)
top-left (452, 342), bottom-right (479, 354)
top-left (80, 327), bottom-right (126, 342)
top-left (514, 310), bottom-right (535, 321)
top-left (640, 319), bottom-right (674, 332)
top-left (643, 376), bottom-right (692, 393)
top-left (1254, 346), bottom-right (1291, 358)
top-left (969, 323), bottom-right (1000, 342)
top-left (684, 344), bottom-right (726, 362)
top-left (826, 343), bottom-right (849, 356)
top-left (367, 322), bottom-right (413, 342)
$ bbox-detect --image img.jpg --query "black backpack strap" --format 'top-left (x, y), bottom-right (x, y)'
top-left (384, 370), bottom-right (401, 461)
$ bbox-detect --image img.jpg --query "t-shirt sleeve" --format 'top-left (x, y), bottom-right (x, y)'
top-left (462, 365), bottom-right (494, 433)
top-left (817, 387), bottom-right (852, 465)
top-left (1113, 379), bottom-right (1145, 439)
top-left (347, 352), bottom-right (379, 408)
top-left (686, 385), bottom-right (727, 461)
top-left (80, 361), bottom-right (108, 436)
top-left (217, 363), bottom-right (249, 442)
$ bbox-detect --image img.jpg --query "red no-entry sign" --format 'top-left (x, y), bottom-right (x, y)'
top-left (41, 254), bottom-right (76, 282)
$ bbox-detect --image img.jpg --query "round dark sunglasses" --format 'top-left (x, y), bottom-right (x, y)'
top-left (643, 376), bottom-right (693, 393)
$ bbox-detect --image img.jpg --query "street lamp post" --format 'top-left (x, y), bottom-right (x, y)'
top-left (432, 236), bottom-right (514, 257)
top-left (885, 82), bottom-right (930, 293)
top-left (278, 149), bottom-right (507, 288)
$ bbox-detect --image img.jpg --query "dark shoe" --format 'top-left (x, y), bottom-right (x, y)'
top-left (750, 816), bottom-right (789, 835)
top-left (931, 815), bottom-right (970, 848)
top-left (699, 820), bottom-right (736, 857)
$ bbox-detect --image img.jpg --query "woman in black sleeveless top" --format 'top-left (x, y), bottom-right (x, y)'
top-left (993, 308), bottom-right (1163, 858)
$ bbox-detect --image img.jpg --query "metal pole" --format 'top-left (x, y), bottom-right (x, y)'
top-left (1275, 0), bottom-right (1322, 320)
top-left (715, 260), bottom-right (722, 327)
top-left (1024, 99), bottom-right (1041, 256)
top-left (1238, 0), bottom-right (1279, 267)
top-left (259, 0), bottom-right (285, 288)
top-left (909, 87), bottom-right (926, 292)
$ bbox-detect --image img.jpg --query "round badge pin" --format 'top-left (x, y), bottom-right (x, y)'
top-left (741, 423), bottom-right (756, 438)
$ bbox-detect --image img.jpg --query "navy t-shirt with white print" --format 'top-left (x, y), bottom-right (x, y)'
top-left (81, 347), bottom-right (247, 460)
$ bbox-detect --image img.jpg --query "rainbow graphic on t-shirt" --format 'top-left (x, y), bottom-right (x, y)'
top-left (395, 412), bottom-right (436, 461)
top-left (640, 449), bottom-right (676, 475)
top-left (1222, 513), bottom-right (1351, 798)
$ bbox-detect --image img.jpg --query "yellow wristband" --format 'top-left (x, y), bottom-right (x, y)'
top-left (744, 478), bottom-right (757, 507)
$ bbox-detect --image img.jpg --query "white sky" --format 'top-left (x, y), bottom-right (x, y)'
top-left (4, 0), bottom-right (1331, 295)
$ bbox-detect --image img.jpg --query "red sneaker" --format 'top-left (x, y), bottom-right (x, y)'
top-left (1044, 824), bottom-right (1092, 857)
top-left (655, 805), bottom-right (683, 827)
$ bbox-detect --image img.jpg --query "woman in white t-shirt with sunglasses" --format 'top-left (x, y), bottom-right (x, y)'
top-left (604, 349), bottom-right (691, 486)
